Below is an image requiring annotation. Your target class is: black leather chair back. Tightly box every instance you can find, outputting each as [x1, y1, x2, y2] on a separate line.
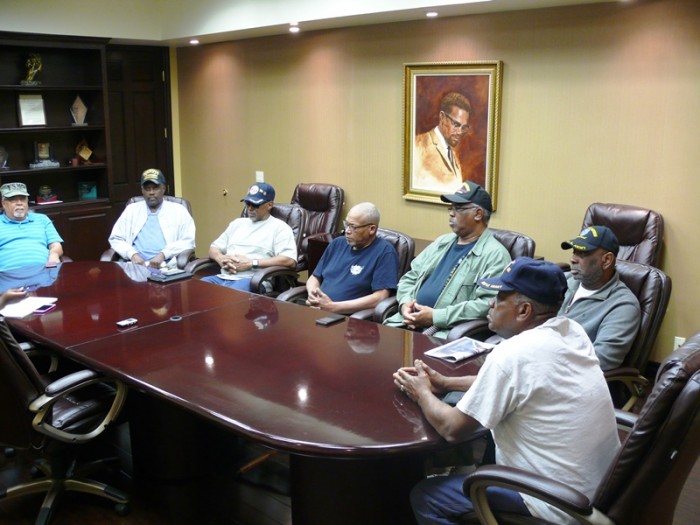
[376, 227, 415, 277]
[595, 332, 700, 525]
[582, 202, 664, 267]
[0, 317, 47, 448]
[615, 260, 672, 374]
[270, 203, 309, 271]
[126, 195, 193, 215]
[489, 228, 536, 259]
[291, 183, 345, 237]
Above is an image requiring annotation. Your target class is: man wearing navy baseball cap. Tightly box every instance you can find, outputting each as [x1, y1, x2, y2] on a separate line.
[384, 181, 511, 338]
[202, 182, 296, 291]
[559, 225, 640, 370]
[394, 257, 620, 524]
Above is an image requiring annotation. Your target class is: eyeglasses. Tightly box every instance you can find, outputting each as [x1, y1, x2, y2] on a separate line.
[441, 112, 470, 133]
[343, 221, 373, 232]
[447, 205, 478, 214]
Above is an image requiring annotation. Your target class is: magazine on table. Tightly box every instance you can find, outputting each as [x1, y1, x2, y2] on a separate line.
[424, 336, 495, 363]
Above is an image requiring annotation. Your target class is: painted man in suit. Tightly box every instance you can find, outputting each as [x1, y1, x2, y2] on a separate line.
[413, 92, 471, 193]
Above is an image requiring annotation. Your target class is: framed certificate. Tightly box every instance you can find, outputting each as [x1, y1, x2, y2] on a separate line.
[18, 93, 47, 126]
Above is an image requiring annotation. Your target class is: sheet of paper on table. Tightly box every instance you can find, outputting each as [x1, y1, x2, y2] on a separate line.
[424, 336, 495, 363]
[0, 297, 58, 318]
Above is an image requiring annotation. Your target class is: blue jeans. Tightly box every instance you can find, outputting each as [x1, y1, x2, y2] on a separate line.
[201, 275, 252, 291]
[411, 473, 530, 525]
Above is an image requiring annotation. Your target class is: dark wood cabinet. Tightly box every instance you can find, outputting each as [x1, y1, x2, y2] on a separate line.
[0, 32, 113, 260]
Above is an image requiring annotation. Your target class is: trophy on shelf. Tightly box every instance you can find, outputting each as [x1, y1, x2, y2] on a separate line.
[70, 96, 88, 127]
[74, 138, 93, 166]
[21, 53, 42, 86]
[0, 146, 8, 169]
[29, 141, 60, 169]
[37, 185, 60, 204]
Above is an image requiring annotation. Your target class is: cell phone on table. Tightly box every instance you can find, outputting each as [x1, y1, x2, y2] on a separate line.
[315, 313, 346, 326]
[33, 303, 56, 315]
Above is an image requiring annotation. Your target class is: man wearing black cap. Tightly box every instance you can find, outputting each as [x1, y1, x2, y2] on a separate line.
[394, 258, 619, 525]
[202, 182, 296, 291]
[108, 168, 196, 268]
[559, 225, 640, 370]
[383, 182, 510, 338]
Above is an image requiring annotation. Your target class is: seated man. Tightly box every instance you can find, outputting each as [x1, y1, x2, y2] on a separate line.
[202, 182, 296, 291]
[305, 202, 399, 314]
[108, 168, 195, 268]
[393, 258, 620, 524]
[559, 225, 641, 370]
[0, 182, 63, 272]
[383, 182, 510, 338]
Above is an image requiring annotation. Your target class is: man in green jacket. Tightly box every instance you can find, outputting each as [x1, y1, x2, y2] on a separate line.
[384, 182, 511, 338]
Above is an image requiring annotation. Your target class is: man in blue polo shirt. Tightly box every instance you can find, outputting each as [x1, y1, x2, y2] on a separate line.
[0, 182, 63, 273]
[305, 202, 399, 314]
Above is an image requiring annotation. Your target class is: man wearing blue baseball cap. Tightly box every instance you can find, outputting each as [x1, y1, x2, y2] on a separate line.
[394, 257, 619, 524]
[202, 182, 296, 291]
[108, 168, 196, 268]
[383, 181, 510, 338]
[559, 225, 640, 370]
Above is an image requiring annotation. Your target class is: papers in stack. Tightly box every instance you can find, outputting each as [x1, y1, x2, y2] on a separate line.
[424, 336, 495, 363]
[0, 297, 58, 319]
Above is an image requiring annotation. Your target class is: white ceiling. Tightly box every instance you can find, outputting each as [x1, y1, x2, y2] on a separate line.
[151, 0, 620, 46]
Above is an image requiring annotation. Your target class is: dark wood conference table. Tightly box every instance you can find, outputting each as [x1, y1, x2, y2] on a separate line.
[8, 262, 484, 525]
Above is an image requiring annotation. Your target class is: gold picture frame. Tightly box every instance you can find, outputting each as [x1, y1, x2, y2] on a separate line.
[403, 61, 503, 208]
[17, 93, 47, 126]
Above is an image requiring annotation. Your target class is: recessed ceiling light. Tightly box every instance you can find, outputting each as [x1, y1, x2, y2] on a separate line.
[189, 39, 200, 45]
[289, 26, 300, 34]
[426, 11, 438, 18]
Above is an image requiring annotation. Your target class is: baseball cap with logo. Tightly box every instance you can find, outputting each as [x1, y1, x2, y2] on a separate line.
[1, 182, 30, 199]
[479, 257, 567, 305]
[141, 168, 167, 186]
[241, 183, 275, 206]
[561, 225, 620, 255]
[440, 181, 493, 212]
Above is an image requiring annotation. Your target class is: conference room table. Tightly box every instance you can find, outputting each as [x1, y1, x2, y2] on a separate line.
[7, 261, 485, 525]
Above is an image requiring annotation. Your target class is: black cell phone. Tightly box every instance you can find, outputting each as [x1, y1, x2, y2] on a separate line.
[315, 314, 346, 326]
[33, 303, 56, 315]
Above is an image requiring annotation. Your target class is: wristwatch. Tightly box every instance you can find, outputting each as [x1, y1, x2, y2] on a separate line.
[252, 259, 259, 270]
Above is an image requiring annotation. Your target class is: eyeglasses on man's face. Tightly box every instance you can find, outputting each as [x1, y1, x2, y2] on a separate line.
[343, 221, 373, 232]
[447, 205, 478, 214]
[441, 111, 470, 133]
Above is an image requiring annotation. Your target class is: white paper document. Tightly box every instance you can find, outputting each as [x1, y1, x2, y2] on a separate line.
[424, 336, 495, 363]
[0, 297, 58, 318]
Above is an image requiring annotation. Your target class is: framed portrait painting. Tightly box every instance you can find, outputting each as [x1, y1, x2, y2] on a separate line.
[403, 61, 503, 207]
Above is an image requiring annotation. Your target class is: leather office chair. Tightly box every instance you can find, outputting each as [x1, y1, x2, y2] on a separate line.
[100, 195, 196, 269]
[290, 183, 345, 271]
[186, 203, 308, 296]
[0, 317, 129, 524]
[461, 330, 700, 525]
[276, 227, 415, 310]
[560, 202, 664, 271]
[604, 260, 672, 410]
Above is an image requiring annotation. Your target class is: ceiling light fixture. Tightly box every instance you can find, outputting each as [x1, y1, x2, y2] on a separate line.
[289, 22, 300, 34]
[189, 39, 200, 45]
[426, 11, 438, 18]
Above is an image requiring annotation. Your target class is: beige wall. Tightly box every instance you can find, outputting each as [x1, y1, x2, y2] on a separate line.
[176, 0, 700, 363]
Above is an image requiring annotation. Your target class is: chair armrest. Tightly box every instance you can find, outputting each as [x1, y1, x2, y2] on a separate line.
[176, 248, 196, 269]
[100, 248, 119, 262]
[20, 341, 59, 374]
[250, 266, 299, 296]
[557, 261, 571, 272]
[372, 296, 399, 323]
[463, 465, 613, 525]
[184, 257, 219, 275]
[350, 308, 375, 320]
[276, 286, 308, 304]
[29, 370, 128, 444]
[604, 367, 649, 412]
[445, 319, 492, 342]
[614, 409, 638, 431]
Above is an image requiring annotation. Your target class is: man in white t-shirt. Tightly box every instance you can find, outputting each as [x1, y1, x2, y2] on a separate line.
[202, 183, 296, 292]
[393, 257, 620, 525]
